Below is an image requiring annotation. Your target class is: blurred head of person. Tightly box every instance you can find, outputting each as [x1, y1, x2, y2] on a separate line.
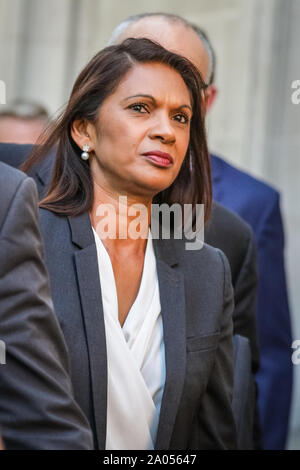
[109, 13, 218, 112]
[0, 100, 49, 144]
[23, 38, 212, 222]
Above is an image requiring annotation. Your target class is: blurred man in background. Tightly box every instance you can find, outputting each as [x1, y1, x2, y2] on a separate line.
[0, 99, 48, 144]
[110, 12, 293, 450]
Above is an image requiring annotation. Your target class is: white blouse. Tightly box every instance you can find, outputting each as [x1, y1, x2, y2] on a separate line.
[92, 228, 166, 450]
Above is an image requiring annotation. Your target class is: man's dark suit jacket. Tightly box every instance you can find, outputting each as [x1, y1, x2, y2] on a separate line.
[0, 162, 93, 449]
[211, 154, 292, 449]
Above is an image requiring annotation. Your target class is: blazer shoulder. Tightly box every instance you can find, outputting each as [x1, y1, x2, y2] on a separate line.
[0, 161, 27, 191]
[175, 239, 233, 339]
[175, 236, 231, 283]
[39, 207, 71, 224]
[39, 207, 69, 230]
[39, 208, 72, 250]
[0, 163, 32, 229]
[39, 207, 62, 222]
[205, 202, 256, 285]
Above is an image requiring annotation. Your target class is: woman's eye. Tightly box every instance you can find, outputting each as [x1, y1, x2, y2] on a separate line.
[173, 113, 189, 124]
[129, 103, 148, 113]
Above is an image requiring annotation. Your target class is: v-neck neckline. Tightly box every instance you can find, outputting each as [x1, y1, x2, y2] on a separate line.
[92, 228, 153, 333]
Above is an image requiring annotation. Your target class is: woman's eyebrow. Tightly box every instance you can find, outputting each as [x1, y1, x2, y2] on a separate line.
[122, 94, 192, 112]
[175, 104, 192, 113]
[122, 94, 156, 103]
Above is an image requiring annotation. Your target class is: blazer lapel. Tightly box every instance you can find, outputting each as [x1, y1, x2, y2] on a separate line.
[68, 213, 108, 449]
[153, 238, 187, 450]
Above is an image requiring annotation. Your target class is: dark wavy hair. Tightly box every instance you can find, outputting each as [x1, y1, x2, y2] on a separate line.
[22, 38, 212, 221]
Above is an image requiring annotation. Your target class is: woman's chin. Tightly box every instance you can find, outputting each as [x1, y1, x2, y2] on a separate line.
[132, 169, 177, 194]
[135, 178, 175, 198]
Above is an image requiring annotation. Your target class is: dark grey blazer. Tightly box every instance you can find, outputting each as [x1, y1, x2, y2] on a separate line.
[0, 163, 93, 449]
[38, 207, 237, 450]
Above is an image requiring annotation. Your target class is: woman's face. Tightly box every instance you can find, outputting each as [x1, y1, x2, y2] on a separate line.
[87, 62, 192, 198]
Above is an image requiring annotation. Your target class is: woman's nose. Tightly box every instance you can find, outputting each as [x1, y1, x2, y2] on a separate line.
[148, 113, 176, 144]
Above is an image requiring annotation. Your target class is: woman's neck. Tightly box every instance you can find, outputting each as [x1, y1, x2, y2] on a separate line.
[90, 179, 152, 255]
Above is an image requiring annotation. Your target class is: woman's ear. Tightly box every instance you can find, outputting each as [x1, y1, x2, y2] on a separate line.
[71, 119, 94, 151]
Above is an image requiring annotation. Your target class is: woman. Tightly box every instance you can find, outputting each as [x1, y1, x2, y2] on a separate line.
[23, 38, 236, 450]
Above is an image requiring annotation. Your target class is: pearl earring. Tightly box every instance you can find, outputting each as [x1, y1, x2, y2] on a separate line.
[81, 144, 90, 161]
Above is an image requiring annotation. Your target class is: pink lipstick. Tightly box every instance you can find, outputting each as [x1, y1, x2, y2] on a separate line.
[142, 150, 174, 168]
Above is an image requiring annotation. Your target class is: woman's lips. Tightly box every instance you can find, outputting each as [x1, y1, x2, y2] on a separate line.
[142, 151, 174, 168]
